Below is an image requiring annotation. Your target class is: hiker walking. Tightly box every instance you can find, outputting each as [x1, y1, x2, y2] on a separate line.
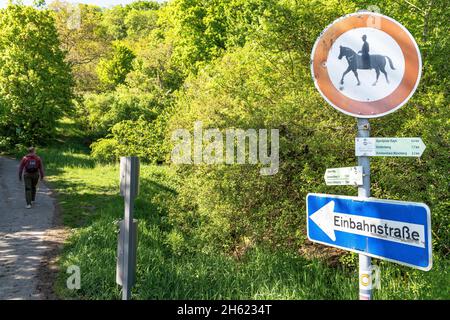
[18, 147, 45, 209]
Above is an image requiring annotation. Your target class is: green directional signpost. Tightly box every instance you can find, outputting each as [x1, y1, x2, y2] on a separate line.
[311, 11, 428, 300]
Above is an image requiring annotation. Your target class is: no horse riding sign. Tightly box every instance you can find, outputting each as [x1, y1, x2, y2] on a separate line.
[311, 12, 422, 118]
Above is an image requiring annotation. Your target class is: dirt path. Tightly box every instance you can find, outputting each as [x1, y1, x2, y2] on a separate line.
[0, 156, 65, 300]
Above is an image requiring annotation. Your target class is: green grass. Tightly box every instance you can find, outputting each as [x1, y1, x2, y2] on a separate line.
[22, 119, 449, 300]
[35, 148, 448, 300]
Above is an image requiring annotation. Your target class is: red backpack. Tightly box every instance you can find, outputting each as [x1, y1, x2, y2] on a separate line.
[25, 157, 38, 173]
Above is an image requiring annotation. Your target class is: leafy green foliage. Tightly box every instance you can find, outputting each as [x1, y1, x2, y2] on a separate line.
[0, 4, 73, 148]
[80, 86, 167, 137]
[101, 1, 161, 40]
[97, 42, 136, 89]
[50, 2, 111, 93]
[100, 5, 129, 40]
[91, 113, 170, 164]
[159, 0, 277, 76]
[124, 7, 159, 39]
[159, 0, 227, 75]
[125, 34, 185, 92]
[165, 0, 449, 257]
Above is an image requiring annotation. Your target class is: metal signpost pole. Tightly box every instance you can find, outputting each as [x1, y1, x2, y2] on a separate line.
[357, 118, 372, 300]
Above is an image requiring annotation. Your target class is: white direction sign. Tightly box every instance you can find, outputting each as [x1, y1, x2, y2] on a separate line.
[355, 138, 426, 157]
[324, 166, 363, 186]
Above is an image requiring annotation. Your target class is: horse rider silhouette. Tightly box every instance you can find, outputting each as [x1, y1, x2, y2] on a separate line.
[338, 35, 396, 86]
[359, 35, 370, 69]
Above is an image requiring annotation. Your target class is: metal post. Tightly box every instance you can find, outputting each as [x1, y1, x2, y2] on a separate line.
[122, 158, 133, 300]
[120, 157, 139, 300]
[357, 118, 372, 300]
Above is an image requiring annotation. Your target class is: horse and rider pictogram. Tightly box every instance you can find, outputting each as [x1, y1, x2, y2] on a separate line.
[310, 12, 421, 118]
[338, 35, 396, 86]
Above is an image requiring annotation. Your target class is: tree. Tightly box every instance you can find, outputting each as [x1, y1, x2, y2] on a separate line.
[158, 0, 275, 76]
[159, 0, 228, 75]
[101, 1, 161, 40]
[97, 42, 136, 90]
[124, 8, 159, 39]
[125, 33, 184, 92]
[0, 4, 73, 147]
[49, 1, 111, 93]
[101, 5, 129, 40]
[33, 0, 46, 8]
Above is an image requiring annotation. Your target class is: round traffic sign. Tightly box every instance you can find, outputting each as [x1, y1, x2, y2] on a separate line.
[311, 12, 422, 118]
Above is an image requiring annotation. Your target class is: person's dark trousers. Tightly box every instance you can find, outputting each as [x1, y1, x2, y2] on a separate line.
[24, 172, 40, 205]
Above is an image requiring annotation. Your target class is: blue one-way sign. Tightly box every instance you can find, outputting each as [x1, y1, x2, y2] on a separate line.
[307, 193, 432, 271]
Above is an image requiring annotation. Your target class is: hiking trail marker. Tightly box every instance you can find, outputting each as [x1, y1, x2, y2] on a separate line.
[355, 137, 426, 157]
[307, 194, 432, 270]
[310, 10, 429, 300]
[324, 166, 363, 186]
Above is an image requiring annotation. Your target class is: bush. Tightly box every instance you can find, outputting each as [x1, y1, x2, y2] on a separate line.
[163, 1, 449, 256]
[90, 138, 120, 163]
[90, 112, 170, 164]
[81, 73, 174, 164]
[80, 86, 169, 138]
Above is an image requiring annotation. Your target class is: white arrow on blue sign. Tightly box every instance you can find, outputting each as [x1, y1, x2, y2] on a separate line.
[306, 193, 432, 271]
